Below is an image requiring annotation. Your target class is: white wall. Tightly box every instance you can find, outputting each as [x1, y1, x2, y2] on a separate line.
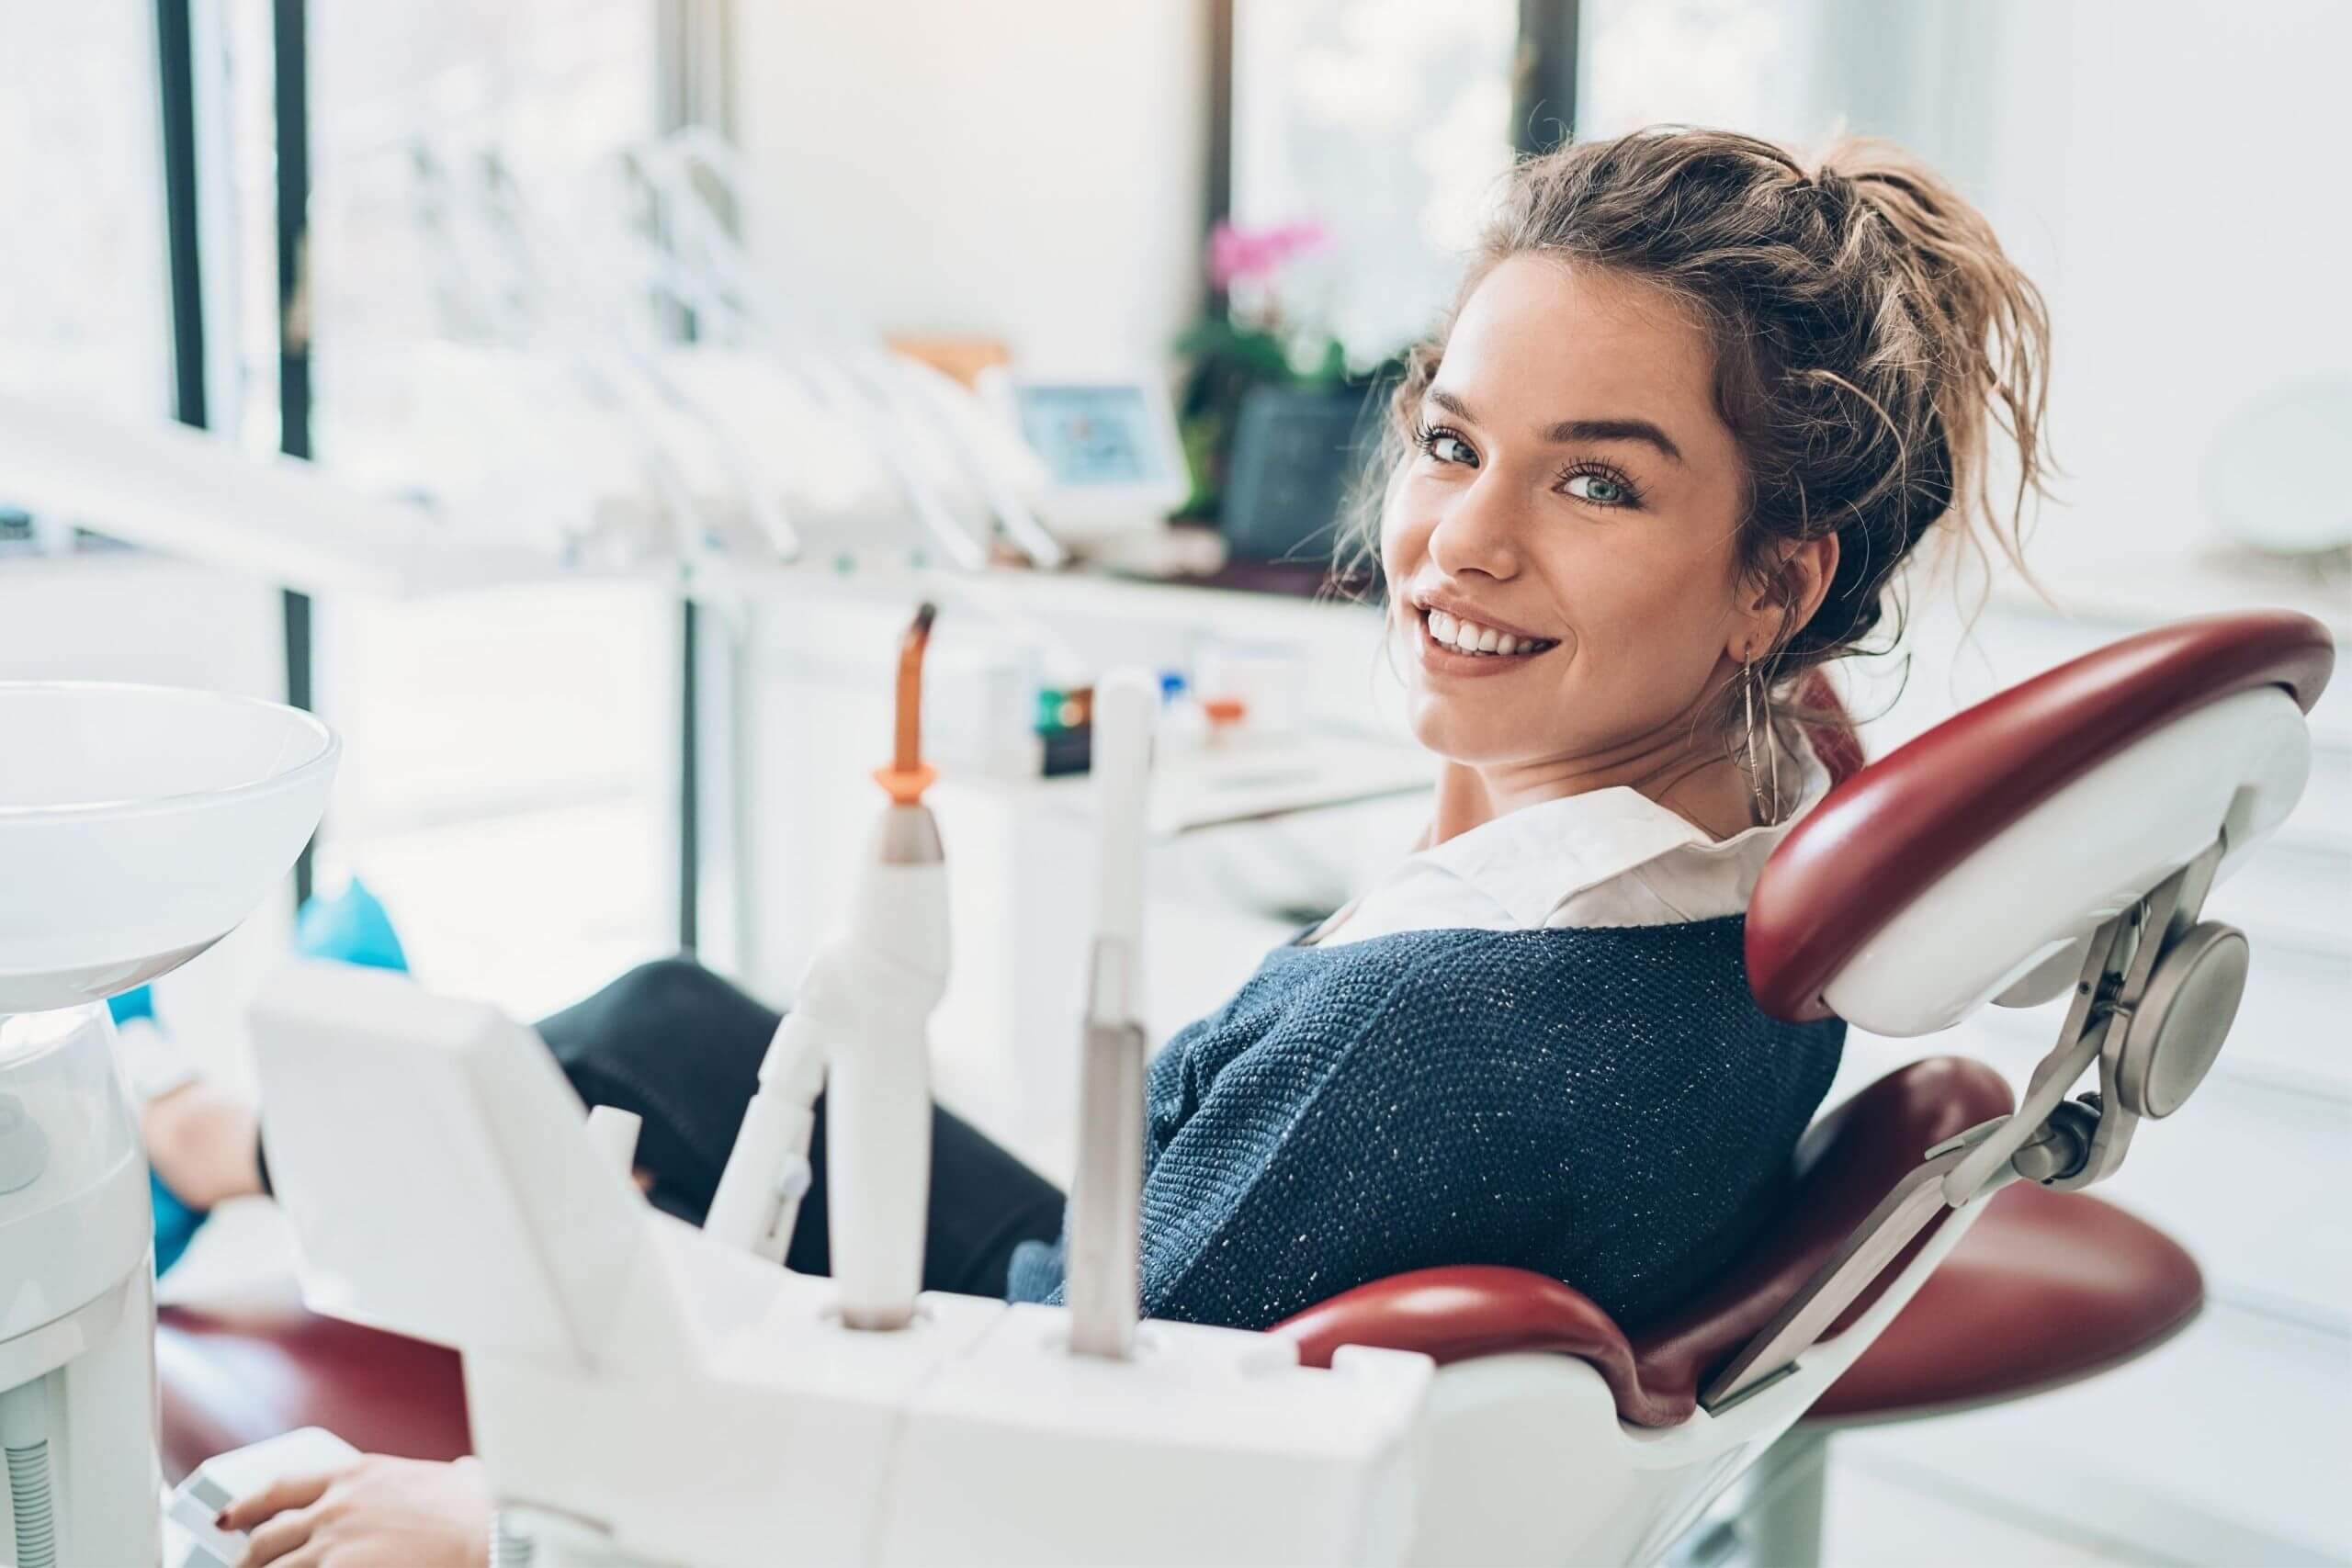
[731, 0, 1209, 372]
[1582, 0, 2352, 581]
[1959, 0, 2352, 575]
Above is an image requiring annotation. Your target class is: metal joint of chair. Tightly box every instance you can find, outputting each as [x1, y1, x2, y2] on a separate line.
[1703, 832, 2250, 1416]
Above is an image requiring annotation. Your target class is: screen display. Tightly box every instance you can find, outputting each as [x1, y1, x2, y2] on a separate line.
[1014, 385, 1166, 487]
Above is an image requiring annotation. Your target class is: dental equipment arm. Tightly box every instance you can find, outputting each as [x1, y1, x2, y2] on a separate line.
[0, 389, 552, 599]
[705, 605, 946, 1330]
[1065, 671, 1155, 1359]
[639, 130, 1063, 570]
[469, 151, 793, 570]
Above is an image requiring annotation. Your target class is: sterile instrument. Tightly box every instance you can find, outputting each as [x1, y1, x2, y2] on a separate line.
[0, 682, 335, 1568]
[165, 609, 2332, 1568]
[0, 121, 1076, 603]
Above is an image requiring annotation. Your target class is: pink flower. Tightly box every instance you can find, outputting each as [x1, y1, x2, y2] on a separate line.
[1208, 220, 1329, 290]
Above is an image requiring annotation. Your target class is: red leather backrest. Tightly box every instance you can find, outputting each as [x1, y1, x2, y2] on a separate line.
[1749, 611, 2334, 1023]
[1624, 1055, 2013, 1402]
[1792, 669, 1866, 786]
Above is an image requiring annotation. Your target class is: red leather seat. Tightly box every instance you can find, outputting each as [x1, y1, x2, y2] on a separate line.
[156, 1303, 470, 1483]
[1807, 1181, 2199, 1425]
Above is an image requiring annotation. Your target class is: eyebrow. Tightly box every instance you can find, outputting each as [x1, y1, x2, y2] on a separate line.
[1427, 386, 1685, 465]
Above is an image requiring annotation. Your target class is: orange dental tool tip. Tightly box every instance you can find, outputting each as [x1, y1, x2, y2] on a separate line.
[877, 602, 938, 805]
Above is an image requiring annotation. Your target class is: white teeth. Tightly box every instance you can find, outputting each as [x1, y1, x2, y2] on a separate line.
[1422, 605, 1551, 656]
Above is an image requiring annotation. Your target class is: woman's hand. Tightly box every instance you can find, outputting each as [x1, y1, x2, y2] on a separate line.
[223, 1454, 492, 1568]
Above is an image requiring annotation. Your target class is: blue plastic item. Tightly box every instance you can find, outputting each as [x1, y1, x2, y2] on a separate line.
[107, 984, 155, 1028]
[295, 878, 411, 972]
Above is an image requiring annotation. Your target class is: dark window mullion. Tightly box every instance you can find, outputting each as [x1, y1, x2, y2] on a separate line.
[154, 0, 207, 432]
[274, 0, 316, 905]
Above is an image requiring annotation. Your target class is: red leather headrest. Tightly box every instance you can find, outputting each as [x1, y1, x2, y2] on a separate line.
[1747, 611, 2335, 1023]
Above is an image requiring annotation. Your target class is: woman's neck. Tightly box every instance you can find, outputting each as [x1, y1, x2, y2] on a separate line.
[1428, 727, 1759, 848]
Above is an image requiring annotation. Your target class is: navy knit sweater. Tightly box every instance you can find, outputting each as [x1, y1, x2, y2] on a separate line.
[1007, 918, 1844, 1331]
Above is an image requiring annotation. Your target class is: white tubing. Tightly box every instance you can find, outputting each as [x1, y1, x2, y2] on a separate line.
[1, 1377, 56, 1568]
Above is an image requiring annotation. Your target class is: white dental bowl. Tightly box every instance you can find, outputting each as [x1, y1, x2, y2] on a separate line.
[0, 682, 337, 1014]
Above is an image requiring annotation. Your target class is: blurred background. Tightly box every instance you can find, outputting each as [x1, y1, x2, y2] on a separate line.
[2, 3, 2345, 1562]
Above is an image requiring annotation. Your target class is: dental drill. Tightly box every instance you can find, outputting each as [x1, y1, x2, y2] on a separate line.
[1065, 671, 1155, 1359]
[705, 604, 946, 1329]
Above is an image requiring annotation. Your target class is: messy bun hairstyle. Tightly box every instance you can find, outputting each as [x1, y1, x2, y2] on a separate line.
[1364, 126, 2052, 705]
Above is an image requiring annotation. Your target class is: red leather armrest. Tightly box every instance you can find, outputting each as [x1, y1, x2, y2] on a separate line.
[1275, 1265, 1693, 1428]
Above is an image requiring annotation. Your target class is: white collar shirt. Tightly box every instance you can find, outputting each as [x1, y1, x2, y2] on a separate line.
[1308, 731, 1832, 945]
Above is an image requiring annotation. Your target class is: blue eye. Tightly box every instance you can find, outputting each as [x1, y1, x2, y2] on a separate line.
[1564, 470, 1637, 507]
[1415, 423, 1479, 468]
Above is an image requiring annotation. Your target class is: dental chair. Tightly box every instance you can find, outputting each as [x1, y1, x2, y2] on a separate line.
[152, 609, 2331, 1566]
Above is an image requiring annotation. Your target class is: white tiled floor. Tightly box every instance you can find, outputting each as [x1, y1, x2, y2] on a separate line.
[1824, 1457, 2160, 1567]
[1828, 1303, 2352, 1567]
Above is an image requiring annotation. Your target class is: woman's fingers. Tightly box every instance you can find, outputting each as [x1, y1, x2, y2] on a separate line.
[219, 1469, 337, 1532]
[236, 1502, 320, 1566]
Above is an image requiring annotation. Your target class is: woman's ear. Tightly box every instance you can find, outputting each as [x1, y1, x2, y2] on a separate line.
[1730, 532, 1841, 660]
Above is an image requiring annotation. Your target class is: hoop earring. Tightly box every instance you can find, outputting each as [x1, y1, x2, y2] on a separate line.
[1743, 656, 1783, 825]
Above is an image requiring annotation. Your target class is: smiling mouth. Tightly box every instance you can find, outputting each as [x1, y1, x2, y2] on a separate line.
[1417, 605, 1561, 660]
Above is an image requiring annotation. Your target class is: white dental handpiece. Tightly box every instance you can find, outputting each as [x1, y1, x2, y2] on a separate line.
[1067, 669, 1156, 1359]
[706, 604, 946, 1322]
[827, 604, 949, 1329]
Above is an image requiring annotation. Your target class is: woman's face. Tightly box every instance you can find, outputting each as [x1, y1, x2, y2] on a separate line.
[1381, 255, 1760, 770]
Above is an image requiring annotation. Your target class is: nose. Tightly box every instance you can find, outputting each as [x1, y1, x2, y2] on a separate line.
[1426, 469, 1522, 581]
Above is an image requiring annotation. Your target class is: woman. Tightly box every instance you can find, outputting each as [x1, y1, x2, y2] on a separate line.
[210, 125, 2048, 1564]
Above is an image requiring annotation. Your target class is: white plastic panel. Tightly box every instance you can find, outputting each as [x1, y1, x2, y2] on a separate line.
[250, 963, 683, 1365]
[886, 1306, 1430, 1567]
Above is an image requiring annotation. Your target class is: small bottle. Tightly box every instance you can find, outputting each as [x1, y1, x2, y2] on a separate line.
[1201, 696, 1248, 749]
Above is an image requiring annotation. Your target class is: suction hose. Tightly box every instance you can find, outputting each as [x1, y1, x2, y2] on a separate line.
[0, 1378, 55, 1568]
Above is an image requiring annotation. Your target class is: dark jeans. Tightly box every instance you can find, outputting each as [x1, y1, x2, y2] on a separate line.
[526, 959, 1068, 1298]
